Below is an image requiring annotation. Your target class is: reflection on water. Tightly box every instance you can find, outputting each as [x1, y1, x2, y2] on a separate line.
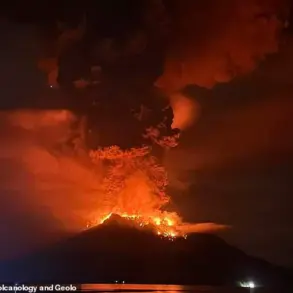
[83, 284, 185, 292]
[81, 284, 245, 292]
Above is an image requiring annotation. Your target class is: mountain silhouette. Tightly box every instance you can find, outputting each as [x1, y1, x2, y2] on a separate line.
[1, 214, 292, 288]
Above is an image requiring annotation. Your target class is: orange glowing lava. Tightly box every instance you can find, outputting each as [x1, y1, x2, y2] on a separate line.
[86, 145, 188, 239]
[86, 146, 228, 239]
[88, 211, 184, 239]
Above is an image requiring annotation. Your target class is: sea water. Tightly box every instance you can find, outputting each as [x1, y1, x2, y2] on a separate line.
[80, 284, 268, 292]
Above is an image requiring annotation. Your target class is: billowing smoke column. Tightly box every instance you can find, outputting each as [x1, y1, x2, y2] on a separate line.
[158, 0, 289, 90]
[156, 0, 289, 129]
[38, 0, 289, 131]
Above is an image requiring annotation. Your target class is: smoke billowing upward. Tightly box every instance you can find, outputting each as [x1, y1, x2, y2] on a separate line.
[155, 0, 289, 130]
[157, 0, 289, 92]
[36, 0, 290, 130]
[0, 15, 227, 259]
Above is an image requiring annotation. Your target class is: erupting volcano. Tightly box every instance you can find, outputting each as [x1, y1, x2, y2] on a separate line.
[85, 145, 193, 239]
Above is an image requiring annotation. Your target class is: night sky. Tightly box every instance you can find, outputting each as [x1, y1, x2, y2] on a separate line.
[0, 0, 293, 267]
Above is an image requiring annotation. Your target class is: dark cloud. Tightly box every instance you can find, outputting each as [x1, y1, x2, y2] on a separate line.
[157, 0, 290, 91]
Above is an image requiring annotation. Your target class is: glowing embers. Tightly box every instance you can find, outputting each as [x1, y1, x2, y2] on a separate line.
[90, 145, 169, 206]
[88, 145, 184, 240]
[86, 145, 227, 238]
[143, 127, 180, 149]
[90, 145, 151, 161]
